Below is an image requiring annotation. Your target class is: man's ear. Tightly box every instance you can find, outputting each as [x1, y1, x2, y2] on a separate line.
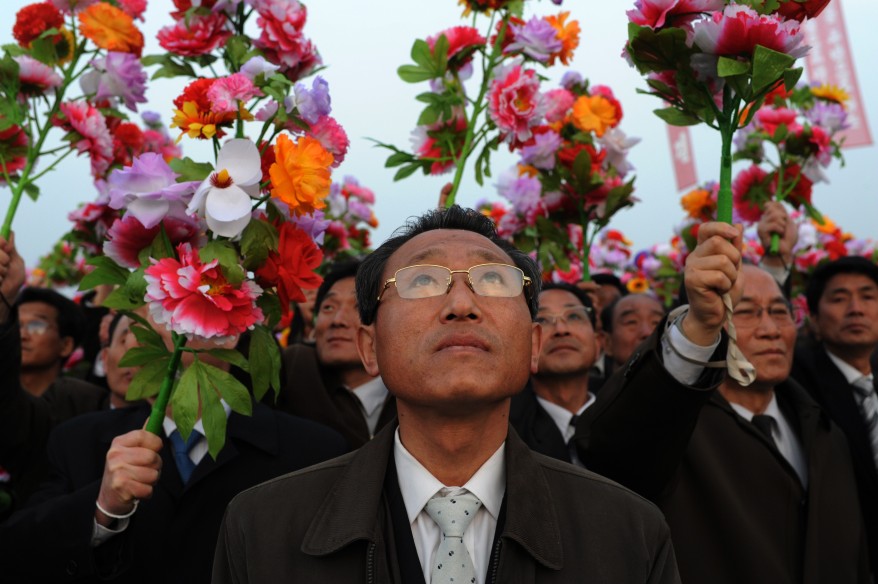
[530, 322, 543, 375]
[59, 336, 75, 360]
[356, 324, 380, 377]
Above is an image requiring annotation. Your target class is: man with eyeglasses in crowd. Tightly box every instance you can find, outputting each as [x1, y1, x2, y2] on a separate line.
[214, 206, 685, 583]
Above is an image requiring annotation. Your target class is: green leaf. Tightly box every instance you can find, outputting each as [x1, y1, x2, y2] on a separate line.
[169, 157, 214, 182]
[118, 346, 172, 367]
[205, 348, 250, 371]
[384, 151, 413, 168]
[256, 293, 281, 331]
[202, 362, 253, 416]
[626, 24, 694, 75]
[249, 325, 279, 401]
[397, 64, 435, 84]
[199, 368, 228, 459]
[240, 219, 278, 271]
[150, 59, 197, 80]
[717, 56, 750, 78]
[224, 35, 251, 68]
[127, 358, 170, 401]
[101, 269, 148, 310]
[571, 149, 593, 190]
[751, 45, 796, 95]
[410, 39, 434, 69]
[22, 182, 40, 201]
[783, 67, 803, 93]
[129, 321, 167, 350]
[200, 241, 245, 285]
[80, 256, 130, 290]
[171, 363, 200, 440]
[417, 106, 440, 126]
[432, 34, 449, 75]
[140, 54, 167, 67]
[29, 37, 56, 65]
[394, 163, 423, 181]
[653, 107, 701, 126]
[2, 44, 27, 57]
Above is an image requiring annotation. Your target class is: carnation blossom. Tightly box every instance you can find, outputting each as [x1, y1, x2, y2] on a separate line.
[269, 134, 333, 216]
[544, 12, 580, 66]
[79, 52, 147, 112]
[207, 73, 262, 114]
[627, 0, 724, 29]
[108, 152, 200, 228]
[14, 55, 62, 95]
[291, 76, 331, 124]
[255, 222, 323, 316]
[691, 5, 809, 60]
[171, 78, 240, 140]
[57, 101, 114, 178]
[157, 12, 232, 57]
[776, 0, 830, 22]
[543, 88, 575, 123]
[240, 55, 280, 81]
[427, 26, 486, 70]
[487, 61, 546, 144]
[78, 2, 144, 56]
[519, 129, 561, 170]
[732, 165, 770, 223]
[50, 0, 99, 14]
[189, 139, 263, 238]
[496, 168, 543, 221]
[145, 243, 264, 340]
[505, 17, 562, 62]
[306, 115, 349, 168]
[14, 2, 64, 47]
[104, 214, 199, 268]
[254, 0, 321, 82]
[410, 117, 468, 175]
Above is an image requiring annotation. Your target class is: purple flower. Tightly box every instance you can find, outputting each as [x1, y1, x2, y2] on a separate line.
[598, 128, 641, 178]
[505, 17, 562, 62]
[107, 153, 200, 229]
[256, 101, 279, 121]
[560, 71, 583, 90]
[141, 111, 162, 127]
[290, 208, 330, 245]
[292, 76, 331, 124]
[240, 55, 280, 81]
[805, 101, 849, 134]
[520, 130, 561, 170]
[496, 169, 543, 217]
[79, 52, 147, 113]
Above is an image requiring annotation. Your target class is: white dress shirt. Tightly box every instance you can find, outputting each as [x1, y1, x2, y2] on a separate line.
[394, 429, 505, 584]
[826, 349, 874, 389]
[535, 393, 596, 444]
[730, 395, 808, 487]
[351, 376, 389, 437]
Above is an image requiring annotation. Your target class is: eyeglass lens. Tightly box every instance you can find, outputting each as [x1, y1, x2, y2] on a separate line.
[394, 264, 524, 299]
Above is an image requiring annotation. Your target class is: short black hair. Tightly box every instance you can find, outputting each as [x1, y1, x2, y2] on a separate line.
[314, 258, 363, 314]
[591, 272, 628, 297]
[806, 256, 878, 315]
[15, 287, 86, 345]
[540, 282, 596, 327]
[356, 205, 541, 325]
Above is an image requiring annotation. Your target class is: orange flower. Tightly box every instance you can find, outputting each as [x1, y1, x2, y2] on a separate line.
[78, 3, 144, 56]
[813, 215, 837, 234]
[680, 188, 716, 221]
[626, 277, 649, 294]
[269, 134, 333, 217]
[546, 12, 580, 66]
[571, 95, 618, 137]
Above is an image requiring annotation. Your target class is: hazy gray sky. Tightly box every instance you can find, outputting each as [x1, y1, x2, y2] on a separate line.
[3, 0, 876, 268]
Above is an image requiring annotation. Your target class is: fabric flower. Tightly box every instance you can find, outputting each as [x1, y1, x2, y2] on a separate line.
[254, 0, 321, 82]
[13, 2, 64, 47]
[0, 125, 28, 181]
[427, 26, 486, 71]
[410, 117, 468, 175]
[496, 169, 543, 220]
[269, 134, 332, 217]
[680, 184, 717, 221]
[505, 17, 562, 63]
[487, 61, 546, 144]
[599, 128, 641, 177]
[291, 76, 331, 124]
[207, 73, 262, 114]
[189, 139, 262, 238]
[107, 152, 199, 228]
[104, 214, 199, 269]
[804, 101, 848, 135]
[78, 2, 144, 56]
[756, 106, 798, 137]
[79, 52, 147, 112]
[306, 115, 349, 168]
[57, 101, 114, 178]
[145, 243, 264, 340]
[776, 0, 830, 22]
[171, 79, 238, 141]
[289, 207, 330, 245]
[571, 94, 620, 138]
[543, 88, 575, 123]
[732, 165, 771, 223]
[240, 55, 281, 81]
[14, 55, 62, 96]
[691, 5, 808, 60]
[627, 0, 724, 29]
[50, 0, 98, 14]
[255, 221, 323, 316]
[157, 12, 232, 57]
[117, 0, 147, 21]
[519, 129, 561, 170]
[545, 12, 580, 66]
[773, 165, 813, 208]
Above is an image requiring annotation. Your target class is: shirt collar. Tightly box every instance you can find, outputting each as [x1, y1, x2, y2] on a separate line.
[535, 393, 595, 437]
[393, 428, 506, 525]
[162, 400, 232, 438]
[351, 376, 389, 416]
[729, 392, 782, 421]
[825, 348, 873, 386]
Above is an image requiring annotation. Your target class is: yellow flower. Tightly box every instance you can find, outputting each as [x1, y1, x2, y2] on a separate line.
[269, 134, 334, 217]
[170, 102, 246, 142]
[546, 12, 580, 66]
[571, 95, 618, 138]
[811, 84, 850, 107]
[627, 277, 649, 294]
[78, 3, 144, 55]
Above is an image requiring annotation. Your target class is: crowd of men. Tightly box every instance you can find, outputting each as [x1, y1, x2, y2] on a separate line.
[0, 202, 876, 583]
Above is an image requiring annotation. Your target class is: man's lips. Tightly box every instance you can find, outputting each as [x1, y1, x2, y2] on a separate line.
[545, 342, 581, 354]
[435, 333, 490, 352]
[754, 347, 787, 356]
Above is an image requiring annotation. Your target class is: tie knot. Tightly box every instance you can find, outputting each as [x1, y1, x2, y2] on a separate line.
[170, 429, 200, 454]
[751, 414, 775, 440]
[424, 492, 481, 538]
[854, 375, 876, 396]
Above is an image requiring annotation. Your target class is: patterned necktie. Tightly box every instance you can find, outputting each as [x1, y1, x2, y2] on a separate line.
[852, 376, 878, 471]
[424, 492, 482, 584]
[169, 429, 200, 483]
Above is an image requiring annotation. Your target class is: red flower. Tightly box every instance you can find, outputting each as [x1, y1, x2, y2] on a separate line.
[557, 143, 605, 173]
[412, 117, 468, 175]
[157, 12, 232, 57]
[111, 122, 145, 167]
[776, 0, 831, 22]
[772, 164, 813, 208]
[255, 222, 323, 318]
[756, 106, 798, 137]
[104, 214, 199, 269]
[173, 78, 216, 112]
[170, 0, 218, 19]
[427, 26, 486, 71]
[732, 165, 771, 222]
[0, 125, 28, 181]
[13, 2, 63, 47]
[254, 0, 321, 82]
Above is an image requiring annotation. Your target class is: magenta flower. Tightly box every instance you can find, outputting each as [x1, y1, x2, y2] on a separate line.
[691, 5, 809, 60]
[487, 61, 546, 144]
[107, 153, 200, 229]
[505, 16, 562, 63]
[543, 88, 575, 123]
[58, 102, 114, 179]
[14, 55, 62, 96]
[520, 130, 561, 170]
[627, 0, 724, 29]
[292, 76, 331, 124]
[79, 52, 147, 112]
[104, 214, 199, 269]
[157, 12, 232, 57]
[207, 73, 263, 114]
[307, 115, 349, 168]
[49, 0, 98, 13]
[144, 243, 264, 341]
[254, 0, 321, 82]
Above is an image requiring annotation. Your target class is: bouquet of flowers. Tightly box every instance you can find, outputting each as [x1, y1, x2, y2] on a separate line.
[626, 234, 688, 307]
[317, 175, 379, 266]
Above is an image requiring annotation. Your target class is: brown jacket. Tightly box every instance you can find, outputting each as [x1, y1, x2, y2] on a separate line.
[213, 423, 680, 583]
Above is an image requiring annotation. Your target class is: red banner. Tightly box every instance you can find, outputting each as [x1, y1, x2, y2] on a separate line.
[805, 0, 872, 148]
[667, 125, 698, 191]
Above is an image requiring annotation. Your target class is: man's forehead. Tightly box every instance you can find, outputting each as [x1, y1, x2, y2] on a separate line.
[19, 301, 59, 321]
[538, 290, 584, 310]
[824, 273, 878, 294]
[387, 230, 512, 271]
[615, 295, 663, 317]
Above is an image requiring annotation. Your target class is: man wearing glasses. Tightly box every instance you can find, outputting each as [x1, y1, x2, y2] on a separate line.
[215, 206, 688, 583]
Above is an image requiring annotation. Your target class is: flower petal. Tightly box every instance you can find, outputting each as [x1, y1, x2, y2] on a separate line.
[217, 138, 262, 187]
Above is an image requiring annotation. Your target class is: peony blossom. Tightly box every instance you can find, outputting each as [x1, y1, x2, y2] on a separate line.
[79, 52, 147, 112]
[189, 139, 262, 238]
[306, 115, 349, 168]
[57, 101, 114, 178]
[691, 5, 809, 60]
[269, 134, 332, 216]
[145, 243, 264, 340]
[627, 0, 724, 29]
[108, 152, 200, 228]
[776, 0, 830, 22]
[78, 2, 144, 56]
[157, 12, 232, 57]
[487, 61, 546, 144]
[104, 214, 199, 268]
[255, 221, 323, 316]
[207, 73, 262, 114]
[505, 16, 562, 63]
[291, 76, 331, 124]
[14, 55, 62, 96]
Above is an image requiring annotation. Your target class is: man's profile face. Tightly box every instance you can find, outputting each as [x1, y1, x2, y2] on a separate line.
[19, 301, 73, 369]
[102, 316, 137, 401]
[535, 289, 597, 377]
[605, 295, 664, 366]
[358, 229, 539, 413]
[314, 277, 363, 370]
[814, 273, 878, 353]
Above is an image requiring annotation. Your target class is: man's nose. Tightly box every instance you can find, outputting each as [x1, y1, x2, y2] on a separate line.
[441, 274, 481, 321]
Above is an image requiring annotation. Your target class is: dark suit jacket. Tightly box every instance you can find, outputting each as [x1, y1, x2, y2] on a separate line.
[576, 324, 870, 584]
[278, 343, 397, 448]
[0, 402, 348, 583]
[214, 423, 680, 583]
[792, 341, 878, 570]
[510, 384, 572, 463]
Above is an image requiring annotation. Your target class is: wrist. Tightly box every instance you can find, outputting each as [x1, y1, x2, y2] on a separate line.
[95, 498, 138, 527]
[680, 313, 721, 347]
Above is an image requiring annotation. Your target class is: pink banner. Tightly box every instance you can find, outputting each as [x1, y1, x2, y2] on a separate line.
[804, 0, 872, 148]
[667, 125, 698, 191]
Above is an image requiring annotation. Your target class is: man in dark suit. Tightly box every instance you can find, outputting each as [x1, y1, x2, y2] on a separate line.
[792, 256, 878, 570]
[279, 258, 396, 447]
[599, 293, 666, 373]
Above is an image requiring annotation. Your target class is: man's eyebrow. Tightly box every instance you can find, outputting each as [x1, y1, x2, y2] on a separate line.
[406, 247, 506, 266]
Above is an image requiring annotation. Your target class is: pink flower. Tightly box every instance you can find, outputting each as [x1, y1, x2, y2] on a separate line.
[627, 0, 724, 29]
[50, 0, 98, 13]
[56, 102, 114, 178]
[732, 165, 770, 223]
[207, 73, 263, 113]
[692, 5, 809, 60]
[756, 106, 799, 136]
[254, 0, 321, 82]
[14, 55, 62, 96]
[487, 61, 546, 144]
[104, 214, 199, 268]
[157, 12, 232, 57]
[117, 0, 147, 20]
[145, 243, 264, 340]
[543, 88, 574, 123]
[427, 26, 486, 70]
[307, 115, 349, 168]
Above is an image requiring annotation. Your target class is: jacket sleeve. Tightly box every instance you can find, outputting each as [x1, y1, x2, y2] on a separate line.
[574, 317, 726, 501]
[646, 519, 682, 584]
[212, 504, 248, 584]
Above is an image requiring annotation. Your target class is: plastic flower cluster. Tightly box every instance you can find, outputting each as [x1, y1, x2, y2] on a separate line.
[78, 0, 347, 455]
[0, 0, 155, 237]
[623, 234, 689, 307]
[302, 175, 379, 266]
[731, 82, 846, 231]
[377, 2, 581, 206]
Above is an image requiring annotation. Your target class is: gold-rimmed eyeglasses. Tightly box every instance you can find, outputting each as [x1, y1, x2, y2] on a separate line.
[732, 302, 794, 328]
[377, 263, 532, 302]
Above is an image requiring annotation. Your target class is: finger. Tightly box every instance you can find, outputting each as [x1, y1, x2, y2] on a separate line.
[113, 429, 164, 453]
[107, 446, 163, 470]
[696, 222, 741, 245]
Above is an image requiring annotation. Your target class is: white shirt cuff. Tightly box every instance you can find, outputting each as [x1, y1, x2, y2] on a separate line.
[661, 322, 721, 385]
[91, 517, 130, 547]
